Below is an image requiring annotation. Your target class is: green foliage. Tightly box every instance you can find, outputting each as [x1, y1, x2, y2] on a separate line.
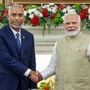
[0, 3, 8, 26]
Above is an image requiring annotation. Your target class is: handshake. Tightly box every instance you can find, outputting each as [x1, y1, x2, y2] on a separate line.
[29, 70, 43, 83]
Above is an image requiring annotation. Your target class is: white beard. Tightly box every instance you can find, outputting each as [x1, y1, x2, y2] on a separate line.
[9, 21, 22, 29]
[65, 27, 80, 36]
[11, 24, 21, 29]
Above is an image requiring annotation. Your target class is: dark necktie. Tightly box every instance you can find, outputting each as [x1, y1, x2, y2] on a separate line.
[16, 33, 21, 50]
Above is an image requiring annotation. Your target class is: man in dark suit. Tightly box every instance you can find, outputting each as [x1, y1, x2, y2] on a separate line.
[0, 4, 37, 90]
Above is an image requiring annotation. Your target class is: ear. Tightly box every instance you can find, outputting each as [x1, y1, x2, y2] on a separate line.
[63, 23, 66, 29]
[63, 23, 65, 27]
[23, 16, 26, 23]
[23, 16, 26, 21]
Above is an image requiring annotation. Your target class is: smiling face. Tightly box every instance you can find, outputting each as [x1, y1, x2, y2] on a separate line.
[7, 5, 25, 31]
[63, 14, 82, 36]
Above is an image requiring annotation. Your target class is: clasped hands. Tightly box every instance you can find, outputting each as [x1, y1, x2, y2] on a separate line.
[29, 70, 43, 83]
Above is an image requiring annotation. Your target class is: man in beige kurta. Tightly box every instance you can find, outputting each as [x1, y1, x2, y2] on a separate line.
[56, 31, 90, 90]
[30, 13, 90, 90]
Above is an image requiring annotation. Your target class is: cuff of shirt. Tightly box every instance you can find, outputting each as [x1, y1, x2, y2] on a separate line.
[24, 68, 31, 77]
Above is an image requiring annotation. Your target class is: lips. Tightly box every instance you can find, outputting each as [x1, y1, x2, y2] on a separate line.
[67, 28, 76, 32]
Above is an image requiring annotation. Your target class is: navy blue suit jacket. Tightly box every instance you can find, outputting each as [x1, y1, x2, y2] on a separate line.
[0, 25, 37, 90]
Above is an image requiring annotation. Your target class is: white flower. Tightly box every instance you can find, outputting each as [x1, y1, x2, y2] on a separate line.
[41, 3, 57, 13]
[38, 12, 43, 17]
[27, 9, 36, 18]
[82, 4, 88, 9]
[35, 10, 43, 17]
[88, 6, 90, 13]
[27, 8, 43, 19]
[62, 5, 76, 14]
[29, 14, 34, 19]
[67, 9, 76, 13]
[62, 5, 72, 13]
[24, 10, 27, 16]
[88, 6, 90, 20]
[27, 8, 36, 14]
[41, 5, 47, 8]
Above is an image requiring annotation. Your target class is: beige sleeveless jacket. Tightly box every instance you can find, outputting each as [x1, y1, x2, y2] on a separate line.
[55, 32, 90, 90]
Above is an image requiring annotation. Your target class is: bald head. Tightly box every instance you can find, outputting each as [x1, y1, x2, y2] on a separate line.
[8, 4, 24, 15]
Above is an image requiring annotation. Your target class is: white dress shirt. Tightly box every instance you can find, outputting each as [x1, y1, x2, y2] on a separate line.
[41, 42, 90, 80]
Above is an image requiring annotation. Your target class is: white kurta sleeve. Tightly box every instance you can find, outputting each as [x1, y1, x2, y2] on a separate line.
[41, 42, 57, 80]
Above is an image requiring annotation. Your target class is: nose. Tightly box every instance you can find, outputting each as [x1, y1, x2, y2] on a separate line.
[15, 15, 19, 19]
[15, 14, 20, 19]
[69, 22, 74, 26]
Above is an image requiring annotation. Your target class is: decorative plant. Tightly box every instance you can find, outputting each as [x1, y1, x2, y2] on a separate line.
[22, 3, 90, 36]
[0, 3, 90, 36]
[0, 3, 8, 26]
[22, 3, 63, 36]
[38, 78, 55, 90]
[40, 3, 62, 35]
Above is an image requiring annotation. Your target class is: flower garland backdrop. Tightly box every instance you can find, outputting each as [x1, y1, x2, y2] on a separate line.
[0, 3, 8, 26]
[0, 3, 90, 36]
[22, 3, 90, 36]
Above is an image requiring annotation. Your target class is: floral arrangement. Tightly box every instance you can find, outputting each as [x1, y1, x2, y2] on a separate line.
[0, 3, 8, 26]
[0, 3, 90, 36]
[66, 4, 90, 29]
[37, 76, 55, 90]
[22, 3, 90, 36]
[22, 3, 63, 36]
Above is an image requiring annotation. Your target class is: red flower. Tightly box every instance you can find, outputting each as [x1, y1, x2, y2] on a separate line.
[51, 13, 57, 20]
[30, 15, 40, 26]
[79, 12, 87, 19]
[21, 5, 27, 10]
[2, 9, 8, 15]
[0, 15, 2, 21]
[41, 8, 49, 17]
[79, 8, 88, 19]
[44, 85, 50, 90]
[81, 8, 88, 14]
[58, 4, 66, 10]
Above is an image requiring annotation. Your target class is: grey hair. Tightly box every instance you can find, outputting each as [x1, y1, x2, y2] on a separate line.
[62, 12, 81, 23]
[8, 4, 24, 15]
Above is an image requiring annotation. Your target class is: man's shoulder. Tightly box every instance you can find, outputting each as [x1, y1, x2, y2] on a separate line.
[0, 25, 8, 34]
[56, 35, 66, 43]
[0, 25, 8, 30]
[21, 28, 34, 37]
[58, 35, 66, 40]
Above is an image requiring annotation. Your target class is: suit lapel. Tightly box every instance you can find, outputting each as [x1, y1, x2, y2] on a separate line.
[20, 29, 26, 56]
[6, 25, 21, 53]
